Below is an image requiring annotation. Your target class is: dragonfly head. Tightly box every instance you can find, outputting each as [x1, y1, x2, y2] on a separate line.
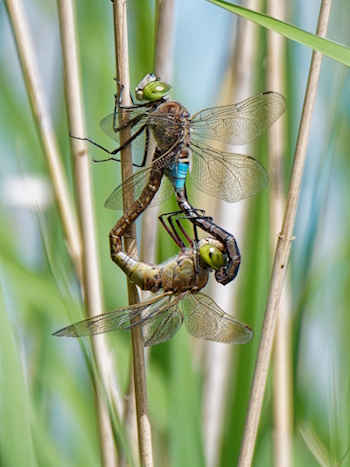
[198, 238, 227, 270]
[135, 73, 172, 102]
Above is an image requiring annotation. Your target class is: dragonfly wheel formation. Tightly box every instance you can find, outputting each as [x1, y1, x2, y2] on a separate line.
[56, 74, 286, 345]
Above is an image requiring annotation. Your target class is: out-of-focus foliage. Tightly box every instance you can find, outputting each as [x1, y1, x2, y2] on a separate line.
[1, 0, 349, 465]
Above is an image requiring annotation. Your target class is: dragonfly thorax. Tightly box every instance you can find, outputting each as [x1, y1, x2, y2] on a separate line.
[161, 253, 209, 292]
[150, 101, 190, 151]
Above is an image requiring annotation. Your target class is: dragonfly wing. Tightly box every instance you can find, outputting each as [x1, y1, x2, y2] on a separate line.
[190, 92, 286, 145]
[100, 110, 148, 149]
[182, 292, 253, 344]
[149, 175, 174, 208]
[103, 164, 159, 210]
[100, 110, 183, 148]
[53, 293, 170, 338]
[104, 165, 174, 211]
[139, 293, 185, 346]
[189, 140, 269, 202]
[54, 292, 185, 346]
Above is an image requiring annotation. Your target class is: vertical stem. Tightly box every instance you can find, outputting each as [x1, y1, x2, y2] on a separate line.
[113, 2, 154, 466]
[4, 0, 82, 281]
[154, 0, 174, 82]
[58, 1, 122, 466]
[266, 1, 293, 467]
[238, 1, 333, 465]
[140, 0, 175, 265]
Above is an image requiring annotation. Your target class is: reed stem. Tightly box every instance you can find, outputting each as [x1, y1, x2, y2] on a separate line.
[5, 0, 82, 281]
[266, 1, 293, 466]
[113, 1, 154, 465]
[238, 1, 333, 465]
[57, 0, 125, 465]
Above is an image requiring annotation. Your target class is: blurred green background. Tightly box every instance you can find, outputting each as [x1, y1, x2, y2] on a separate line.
[0, 0, 349, 466]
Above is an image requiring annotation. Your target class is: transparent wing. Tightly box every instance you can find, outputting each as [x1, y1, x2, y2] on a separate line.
[140, 293, 185, 346]
[182, 292, 253, 344]
[189, 140, 269, 203]
[190, 92, 286, 145]
[53, 292, 185, 346]
[100, 110, 148, 149]
[100, 109, 183, 149]
[149, 175, 174, 209]
[104, 164, 174, 211]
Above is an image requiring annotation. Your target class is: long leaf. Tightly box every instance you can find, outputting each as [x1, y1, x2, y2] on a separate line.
[208, 0, 350, 67]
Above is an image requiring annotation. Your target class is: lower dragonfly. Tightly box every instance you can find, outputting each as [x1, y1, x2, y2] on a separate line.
[76, 74, 286, 285]
[54, 213, 253, 346]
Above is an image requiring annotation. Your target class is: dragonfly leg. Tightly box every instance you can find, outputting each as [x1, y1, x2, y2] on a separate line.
[112, 81, 135, 106]
[176, 189, 241, 285]
[92, 123, 148, 160]
[69, 132, 145, 166]
[172, 212, 212, 246]
[158, 210, 203, 250]
[113, 84, 154, 110]
[69, 132, 121, 161]
[158, 213, 186, 250]
[139, 126, 150, 168]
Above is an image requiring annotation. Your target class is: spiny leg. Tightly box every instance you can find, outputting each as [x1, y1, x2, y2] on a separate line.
[176, 188, 241, 285]
[158, 211, 186, 250]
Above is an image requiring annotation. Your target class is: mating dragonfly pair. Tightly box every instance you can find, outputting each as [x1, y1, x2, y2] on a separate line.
[54, 73, 286, 345]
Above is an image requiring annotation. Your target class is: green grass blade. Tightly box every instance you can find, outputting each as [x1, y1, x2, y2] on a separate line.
[0, 286, 36, 467]
[169, 332, 205, 467]
[208, 0, 350, 67]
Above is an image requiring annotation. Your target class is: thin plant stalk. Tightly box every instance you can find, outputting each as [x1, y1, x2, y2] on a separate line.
[266, 1, 293, 466]
[57, 0, 125, 465]
[139, 0, 175, 266]
[202, 2, 260, 465]
[237, 1, 333, 465]
[113, 1, 154, 466]
[154, 0, 175, 82]
[4, 0, 82, 281]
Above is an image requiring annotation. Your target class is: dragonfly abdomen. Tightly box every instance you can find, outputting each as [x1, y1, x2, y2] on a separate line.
[166, 159, 189, 191]
[113, 250, 209, 294]
[109, 166, 165, 260]
[113, 252, 162, 292]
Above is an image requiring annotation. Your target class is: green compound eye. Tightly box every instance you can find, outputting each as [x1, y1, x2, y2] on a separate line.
[199, 244, 226, 270]
[142, 81, 172, 101]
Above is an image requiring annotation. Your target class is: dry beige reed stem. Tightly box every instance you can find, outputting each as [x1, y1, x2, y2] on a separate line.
[113, 1, 154, 466]
[5, 0, 82, 280]
[139, 0, 175, 272]
[266, 1, 293, 467]
[154, 0, 175, 82]
[238, 1, 333, 465]
[57, 1, 125, 466]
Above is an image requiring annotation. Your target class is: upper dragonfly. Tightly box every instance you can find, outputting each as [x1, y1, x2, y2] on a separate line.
[81, 73, 286, 210]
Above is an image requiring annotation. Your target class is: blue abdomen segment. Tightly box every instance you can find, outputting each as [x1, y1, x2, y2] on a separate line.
[168, 161, 189, 192]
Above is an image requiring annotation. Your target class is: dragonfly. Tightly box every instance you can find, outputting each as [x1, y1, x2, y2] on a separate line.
[54, 213, 253, 346]
[77, 73, 286, 284]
